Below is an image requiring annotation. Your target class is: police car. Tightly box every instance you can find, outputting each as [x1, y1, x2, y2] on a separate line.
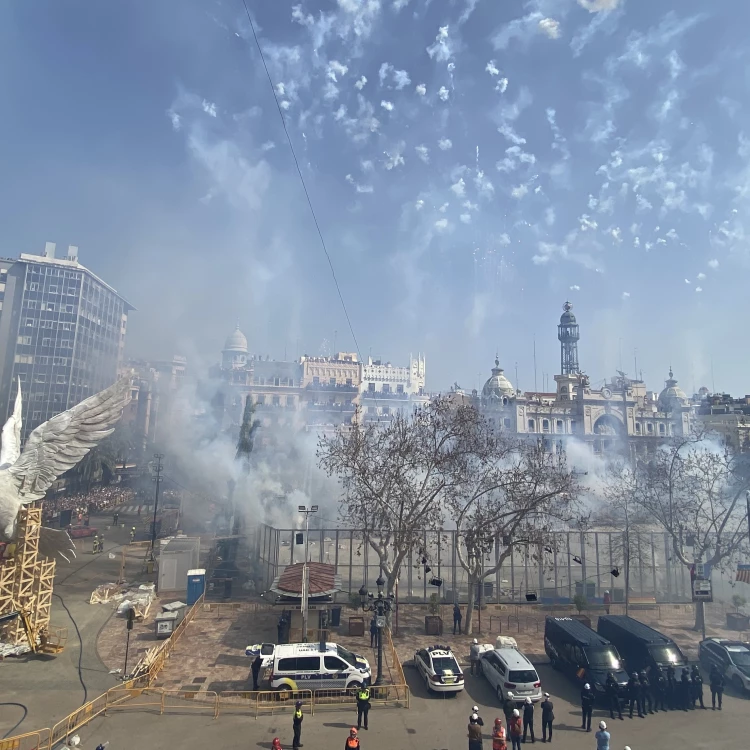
[269, 642, 371, 692]
[414, 645, 465, 694]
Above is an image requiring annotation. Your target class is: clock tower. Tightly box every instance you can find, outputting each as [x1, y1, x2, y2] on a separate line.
[557, 301, 580, 375]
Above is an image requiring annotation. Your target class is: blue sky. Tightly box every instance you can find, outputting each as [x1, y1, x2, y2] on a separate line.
[1, 0, 749, 395]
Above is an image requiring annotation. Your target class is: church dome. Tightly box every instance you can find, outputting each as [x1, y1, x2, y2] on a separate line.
[482, 358, 515, 400]
[658, 368, 688, 411]
[224, 324, 248, 353]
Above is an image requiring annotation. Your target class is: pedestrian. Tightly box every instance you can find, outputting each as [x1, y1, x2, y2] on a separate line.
[251, 654, 262, 691]
[470, 639, 481, 675]
[292, 700, 303, 748]
[581, 682, 595, 731]
[509, 709, 523, 750]
[638, 670, 652, 715]
[130, 526, 136, 543]
[652, 667, 666, 712]
[113, 511, 119, 527]
[709, 664, 724, 710]
[272, 739, 283, 750]
[691, 665, 705, 709]
[492, 717, 507, 750]
[345, 727, 360, 750]
[503, 693, 516, 735]
[679, 668, 691, 712]
[522, 697, 535, 743]
[594, 721, 610, 750]
[356, 684, 371, 730]
[604, 672, 622, 720]
[468, 715, 483, 750]
[99, 534, 104, 552]
[470, 706, 485, 727]
[603, 590, 611, 615]
[666, 664, 677, 710]
[540, 693, 554, 743]
[626, 673, 641, 718]
[454, 603, 463, 635]
[369, 617, 378, 648]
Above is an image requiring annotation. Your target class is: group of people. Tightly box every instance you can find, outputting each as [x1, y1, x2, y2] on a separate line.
[469, 696, 555, 750]
[592, 663, 725, 724]
[272, 700, 364, 750]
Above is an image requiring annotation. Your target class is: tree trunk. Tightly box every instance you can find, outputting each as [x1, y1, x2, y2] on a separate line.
[694, 599, 705, 633]
[464, 570, 478, 634]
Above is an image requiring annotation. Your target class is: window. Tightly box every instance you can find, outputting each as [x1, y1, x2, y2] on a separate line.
[42, 338, 51, 347]
[346, 378, 353, 386]
[368, 382, 375, 392]
[635, 423, 642, 435]
[17, 335, 32, 345]
[647, 423, 654, 434]
[65, 305, 74, 313]
[46, 303, 56, 312]
[659, 424, 666, 435]
[49, 285, 58, 293]
[33, 411, 41, 421]
[296, 656, 321, 671]
[17, 373, 27, 382]
[382, 406, 390, 415]
[29, 282, 39, 291]
[25, 318, 36, 327]
[570, 420, 577, 433]
[504, 418, 511, 428]
[272, 396, 280, 406]
[383, 384, 391, 394]
[528, 418, 535, 431]
[35, 374, 46, 383]
[324, 656, 347, 671]
[277, 658, 297, 672]
[312, 376, 320, 386]
[397, 384, 404, 394]
[274, 377, 280, 386]
[286, 397, 295, 407]
[329, 377, 336, 386]
[556, 420, 564, 433]
[56, 375, 66, 384]
[542, 419, 550, 433]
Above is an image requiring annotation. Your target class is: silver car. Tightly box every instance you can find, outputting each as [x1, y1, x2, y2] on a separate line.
[480, 647, 542, 704]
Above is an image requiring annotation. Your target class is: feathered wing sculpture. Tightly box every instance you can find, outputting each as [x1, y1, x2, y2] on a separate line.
[0, 377, 131, 562]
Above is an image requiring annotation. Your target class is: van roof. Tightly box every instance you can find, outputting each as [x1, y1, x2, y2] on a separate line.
[274, 642, 339, 657]
[495, 648, 534, 669]
[545, 616, 611, 646]
[598, 615, 674, 645]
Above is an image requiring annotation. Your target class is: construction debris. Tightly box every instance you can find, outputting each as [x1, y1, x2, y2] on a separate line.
[0, 641, 32, 658]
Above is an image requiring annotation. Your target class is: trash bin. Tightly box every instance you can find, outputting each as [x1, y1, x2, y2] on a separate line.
[155, 611, 178, 639]
[331, 606, 342, 627]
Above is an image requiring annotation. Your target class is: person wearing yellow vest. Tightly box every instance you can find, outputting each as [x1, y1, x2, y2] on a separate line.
[356, 685, 371, 730]
[345, 727, 360, 750]
[292, 700, 303, 748]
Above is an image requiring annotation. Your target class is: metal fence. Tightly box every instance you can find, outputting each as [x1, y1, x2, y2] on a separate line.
[257, 524, 739, 605]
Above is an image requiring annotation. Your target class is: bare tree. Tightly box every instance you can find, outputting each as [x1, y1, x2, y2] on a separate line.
[317, 397, 486, 599]
[619, 435, 750, 631]
[448, 438, 579, 634]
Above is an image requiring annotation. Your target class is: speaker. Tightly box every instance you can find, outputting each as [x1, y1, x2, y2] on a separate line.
[126, 608, 135, 631]
[295, 532, 304, 545]
[429, 577, 443, 587]
[525, 592, 538, 602]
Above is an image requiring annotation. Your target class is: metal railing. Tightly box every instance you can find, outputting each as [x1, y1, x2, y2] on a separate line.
[384, 627, 408, 689]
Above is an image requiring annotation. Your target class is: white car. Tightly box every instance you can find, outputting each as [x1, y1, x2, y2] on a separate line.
[414, 645, 465, 694]
[699, 638, 750, 693]
[480, 647, 542, 704]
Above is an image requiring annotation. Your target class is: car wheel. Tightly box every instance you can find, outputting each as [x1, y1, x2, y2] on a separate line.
[733, 675, 745, 694]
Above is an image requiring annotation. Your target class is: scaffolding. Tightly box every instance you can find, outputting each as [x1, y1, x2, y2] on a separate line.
[0, 505, 56, 646]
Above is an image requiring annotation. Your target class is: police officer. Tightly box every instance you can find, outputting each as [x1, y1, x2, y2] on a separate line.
[251, 654, 262, 691]
[627, 673, 642, 718]
[522, 697, 535, 743]
[540, 692, 554, 743]
[638, 670, 652, 715]
[470, 706, 485, 727]
[709, 664, 724, 710]
[691, 665, 705, 709]
[580, 682, 595, 731]
[292, 700, 303, 748]
[652, 667, 666, 713]
[356, 684, 371, 730]
[665, 664, 677, 710]
[503, 692, 516, 735]
[679, 668, 691, 712]
[453, 603, 463, 635]
[92, 534, 100, 554]
[605, 672, 623, 720]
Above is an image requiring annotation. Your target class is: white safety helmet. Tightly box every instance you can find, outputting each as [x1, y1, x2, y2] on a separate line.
[544, 692, 550, 698]
[599, 721, 607, 730]
[507, 691, 514, 698]
[624, 747, 631, 750]
[473, 638, 478, 644]
[525, 697, 532, 704]
[472, 705, 479, 713]
[471, 713, 479, 722]
[512, 709, 520, 717]
[605, 590, 610, 594]
[584, 683, 591, 690]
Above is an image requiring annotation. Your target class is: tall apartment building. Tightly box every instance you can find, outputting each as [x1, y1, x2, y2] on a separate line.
[0, 243, 133, 440]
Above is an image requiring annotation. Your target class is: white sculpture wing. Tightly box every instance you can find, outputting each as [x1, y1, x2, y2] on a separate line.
[0, 381, 22, 469]
[8, 377, 131, 503]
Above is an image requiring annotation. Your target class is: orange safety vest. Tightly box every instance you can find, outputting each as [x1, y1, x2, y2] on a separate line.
[346, 739, 360, 750]
[492, 726, 507, 750]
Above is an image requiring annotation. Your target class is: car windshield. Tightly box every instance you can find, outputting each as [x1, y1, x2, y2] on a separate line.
[432, 656, 459, 673]
[726, 647, 750, 666]
[509, 669, 538, 683]
[586, 647, 622, 670]
[336, 646, 359, 668]
[649, 645, 684, 666]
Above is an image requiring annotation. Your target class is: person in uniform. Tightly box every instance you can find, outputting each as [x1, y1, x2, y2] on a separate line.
[470, 639, 481, 675]
[709, 664, 724, 710]
[540, 693, 554, 743]
[369, 618, 378, 648]
[691, 665, 705, 709]
[292, 700, 303, 748]
[130, 526, 136, 543]
[522, 697, 535, 743]
[626, 673, 642, 718]
[580, 683, 595, 731]
[453, 603, 463, 635]
[503, 693, 516, 735]
[665, 664, 677, 710]
[251, 654, 262, 691]
[356, 685, 371, 730]
[605, 673, 622, 720]
[345, 727, 360, 750]
[603, 590, 611, 615]
[492, 717, 507, 750]
[470, 707, 485, 727]
[638, 670, 652, 715]
[679, 668, 691, 712]
[652, 667, 666, 713]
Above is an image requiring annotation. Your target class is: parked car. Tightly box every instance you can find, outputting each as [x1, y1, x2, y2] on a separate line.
[699, 638, 750, 693]
[544, 617, 629, 699]
[597, 615, 687, 675]
[480, 647, 542, 704]
[270, 642, 371, 692]
[414, 645, 465, 694]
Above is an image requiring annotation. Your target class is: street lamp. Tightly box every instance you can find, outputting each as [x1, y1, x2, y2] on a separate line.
[359, 573, 395, 686]
[298, 505, 318, 643]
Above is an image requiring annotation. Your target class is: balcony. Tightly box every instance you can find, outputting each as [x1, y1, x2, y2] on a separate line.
[305, 382, 358, 392]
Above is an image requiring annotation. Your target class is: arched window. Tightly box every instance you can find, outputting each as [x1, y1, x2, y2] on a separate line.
[635, 422, 642, 435]
[542, 419, 550, 433]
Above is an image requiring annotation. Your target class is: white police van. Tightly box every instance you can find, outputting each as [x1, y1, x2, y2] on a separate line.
[270, 642, 371, 692]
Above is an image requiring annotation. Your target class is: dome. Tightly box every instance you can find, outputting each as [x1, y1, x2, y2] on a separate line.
[224, 324, 248, 353]
[560, 300, 576, 325]
[482, 358, 515, 400]
[658, 368, 688, 410]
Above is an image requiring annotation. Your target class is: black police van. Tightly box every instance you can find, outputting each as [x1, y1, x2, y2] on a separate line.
[596, 615, 687, 675]
[544, 617, 629, 699]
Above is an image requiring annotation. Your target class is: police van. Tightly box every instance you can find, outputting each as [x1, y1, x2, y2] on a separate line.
[270, 642, 372, 692]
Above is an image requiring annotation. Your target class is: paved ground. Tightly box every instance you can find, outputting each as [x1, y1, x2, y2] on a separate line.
[0, 512, 150, 736]
[53, 661, 750, 750]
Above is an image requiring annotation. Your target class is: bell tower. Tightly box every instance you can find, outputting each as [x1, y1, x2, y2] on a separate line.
[557, 301, 580, 375]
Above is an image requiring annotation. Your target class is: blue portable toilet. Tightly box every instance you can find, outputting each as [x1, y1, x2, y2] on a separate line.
[187, 568, 206, 606]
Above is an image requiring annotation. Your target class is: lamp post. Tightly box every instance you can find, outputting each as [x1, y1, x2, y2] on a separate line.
[359, 574, 395, 686]
[298, 505, 318, 643]
[148, 453, 164, 564]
